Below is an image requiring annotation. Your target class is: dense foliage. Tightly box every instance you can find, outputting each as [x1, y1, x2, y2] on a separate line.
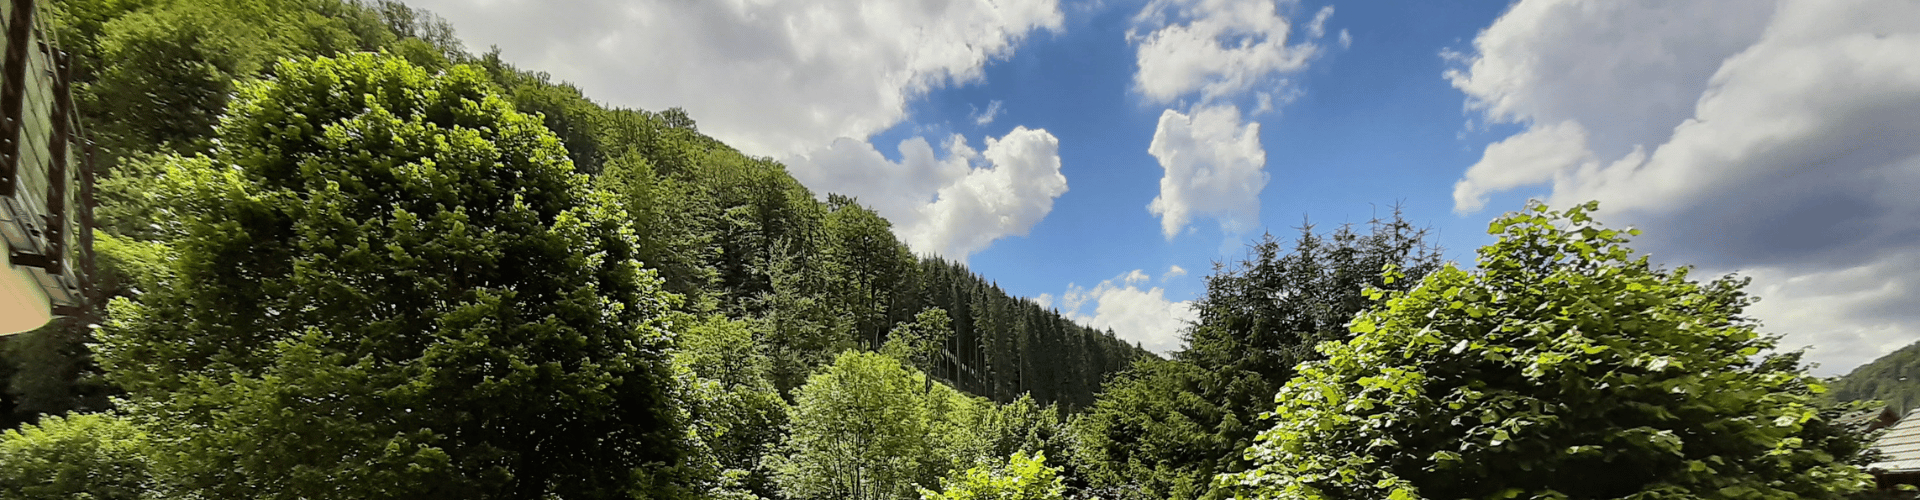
[767, 350, 1065, 500]
[768, 350, 957, 500]
[920, 451, 1066, 500]
[4, 0, 1145, 426]
[0, 412, 161, 499]
[0, 0, 1884, 498]
[1831, 340, 1920, 413]
[93, 53, 691, 499]
[1072, 212, 1441, 500]
[1219, 202, 1875, 500]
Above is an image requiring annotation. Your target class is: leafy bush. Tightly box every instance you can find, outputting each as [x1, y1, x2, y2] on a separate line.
[0, 413, 161, 500]
[94, 53, 688, 499]
[1219, 201, 1875, 500]
[921, 451, 1066, 500]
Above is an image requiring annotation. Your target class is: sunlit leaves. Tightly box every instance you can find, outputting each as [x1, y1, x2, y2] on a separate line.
[768, 350, 985, 500]
[1218, 201, 1875, 500]
[920, 451, 1066, 500]
[94, 53, 689, 499]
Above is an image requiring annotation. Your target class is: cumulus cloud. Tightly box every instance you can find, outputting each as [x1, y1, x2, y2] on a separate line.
[1452, 120, 1595, 213]
[784, 127, 1068, 261]
[400, 0, 1063, 158]
[1163, 265, 1188, 281]
[1446, 0, 1920, 373]
[1130, 0, 1333, 104]
[1052, 270, 1200, 355]
[972, 100, 1005, 126]
[1128, 0, 1336, 243]
[1147, 104, 1270, 239]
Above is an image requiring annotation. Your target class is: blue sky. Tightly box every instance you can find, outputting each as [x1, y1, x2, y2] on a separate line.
[405, 0, 1920, 375]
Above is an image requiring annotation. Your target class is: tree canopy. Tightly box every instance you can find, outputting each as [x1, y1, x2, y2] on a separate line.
[920, 451, 1066, 500]
[0, 1, 1884, 499]
[92, 53, 689, 499]
[1072, 210, 1441, 500]
[767, 350, 967, 500]
[1219, 202, 1875, 500]
[1830, 339, 1920, 413]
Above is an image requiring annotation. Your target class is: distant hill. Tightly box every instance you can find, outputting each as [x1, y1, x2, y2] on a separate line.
[1829, 341, 1920, 413]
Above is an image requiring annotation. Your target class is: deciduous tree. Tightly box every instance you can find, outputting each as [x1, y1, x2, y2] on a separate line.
[1220, 202, 1875, 500]
[94, 53, 689, 499]
[920, 451, 1065, 500]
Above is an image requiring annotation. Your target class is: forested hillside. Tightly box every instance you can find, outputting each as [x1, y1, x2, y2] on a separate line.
[1831, 340, 1920, 414]
[0, 1, 1885, 499]
[0, 0, 1145, 430]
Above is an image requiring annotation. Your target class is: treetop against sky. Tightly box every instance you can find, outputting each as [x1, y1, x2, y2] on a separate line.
[403, 0, 1920, 375]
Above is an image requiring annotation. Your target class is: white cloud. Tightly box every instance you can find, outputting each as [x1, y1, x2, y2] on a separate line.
[400, 0, 1064, 158]
[1452, 120, 1595, 213]
[972, 100, 1005, 126]
[1304, 4, 1333, 40]
[1131, 0, 1333, 104]
[1128, 0, 1334, 243]
[1055, 270, 1200, 355]
[1147, 104, 1269, 239]
[1446, 0, 1920, 374]
[784, 127, 1068, 261]
[1739, 254, 1920, 375]
[1163, 265, 1188, 281]
[1444, 0, 1775, 161]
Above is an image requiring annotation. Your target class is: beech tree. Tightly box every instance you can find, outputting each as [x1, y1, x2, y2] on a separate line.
[885, 308, 955, 389]
[767, 350, 954, 500]
[920, 451, 1066, 500]
[1219, 202, 1875, 500]
[94, 53, 689, 499]
[0, 413, 161, 500]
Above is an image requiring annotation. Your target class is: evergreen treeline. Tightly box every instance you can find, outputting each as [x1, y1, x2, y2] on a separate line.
[0, 0, 1146, 430]
[905, 257, 1141, 409]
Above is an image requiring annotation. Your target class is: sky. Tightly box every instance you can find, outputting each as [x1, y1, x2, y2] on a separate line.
[401, 0, 1920, 376]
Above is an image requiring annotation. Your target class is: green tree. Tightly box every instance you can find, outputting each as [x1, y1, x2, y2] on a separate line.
[886, 308, 956, 394]
[675, 315, 788, 499]
[961, 394, 1069, 464]
[1072, 209, 1439, 500]
[920, 451, 1066, 500]
[768, 350, 939, 500]
[886, 309, 955, 372]
[1070, 359, 1228, 500]
[78, 0, 395, 157]
[826, 194, 912, 349]
[1219, 201, 1875, 500]
[93, 53, 689, 499]
[0, 412, 162, 500]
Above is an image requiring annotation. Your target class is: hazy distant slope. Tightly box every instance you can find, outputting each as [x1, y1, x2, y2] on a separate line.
[1830, 340, 1920, 413]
